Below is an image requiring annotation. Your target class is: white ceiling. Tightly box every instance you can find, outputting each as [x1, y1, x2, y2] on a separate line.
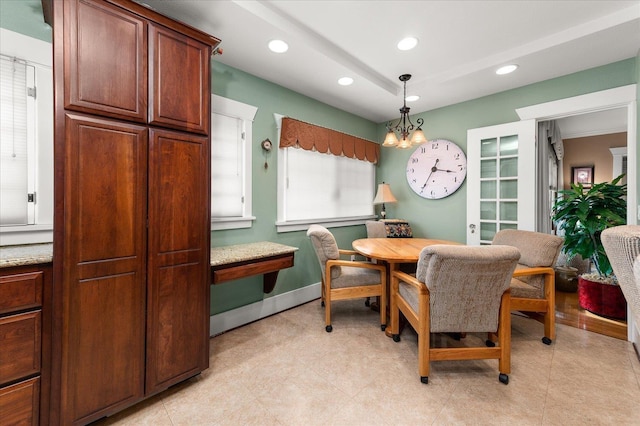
[138, 0, 640, 128]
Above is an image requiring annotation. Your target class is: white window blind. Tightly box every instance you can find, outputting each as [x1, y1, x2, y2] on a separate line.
[210, 95, 257, 230]
[211, 113, 244, 217]
[284, 148, 374, 221]
[0, 56, 35, 226]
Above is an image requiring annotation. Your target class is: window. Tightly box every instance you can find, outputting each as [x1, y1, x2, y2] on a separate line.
[211, 95, 257, 230]
[0, 56, 34, 226]
[275, 115, 376, 232]
[0, 29, 53, 246]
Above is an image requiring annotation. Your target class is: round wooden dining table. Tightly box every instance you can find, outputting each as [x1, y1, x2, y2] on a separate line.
[352, 237, 461, 336]
[352, 237, 460, 270]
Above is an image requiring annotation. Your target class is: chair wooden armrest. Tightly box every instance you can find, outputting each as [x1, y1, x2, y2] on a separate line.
[327, 258, 386, 271]
[339, 249, 358, 256]
[391, 270, 423, 292]
[512, 266, 554, 278]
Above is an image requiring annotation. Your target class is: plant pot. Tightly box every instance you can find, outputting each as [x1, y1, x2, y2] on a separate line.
[555, 266, 578, 292]
[577, 276, 627, 320]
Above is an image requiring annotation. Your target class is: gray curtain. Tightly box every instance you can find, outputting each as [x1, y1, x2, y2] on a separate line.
[536, 121, 562, 234]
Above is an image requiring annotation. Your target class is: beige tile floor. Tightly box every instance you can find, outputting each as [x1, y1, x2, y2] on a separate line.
[95, 299, 640, 426]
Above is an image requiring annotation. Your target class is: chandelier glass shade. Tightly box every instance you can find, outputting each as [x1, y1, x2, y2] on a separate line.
[382, 74, 427, 149]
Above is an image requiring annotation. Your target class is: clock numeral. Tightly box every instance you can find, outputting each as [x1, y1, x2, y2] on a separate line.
[431, 143, 438, 149]
[420, 147, 427, 154]
[454, 153, 460, 159]
[411, 158, 419, 164]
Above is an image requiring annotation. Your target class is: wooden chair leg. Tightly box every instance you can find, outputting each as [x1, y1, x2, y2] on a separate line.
[498, 291, 511, 375]
[418, 291, 430, 383]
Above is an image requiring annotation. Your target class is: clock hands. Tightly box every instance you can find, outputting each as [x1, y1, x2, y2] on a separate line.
[434, 167, 455, 173]
[420, 159, 439, 193]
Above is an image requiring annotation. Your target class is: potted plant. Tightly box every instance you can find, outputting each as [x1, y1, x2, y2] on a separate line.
[552, 174, 627, 319]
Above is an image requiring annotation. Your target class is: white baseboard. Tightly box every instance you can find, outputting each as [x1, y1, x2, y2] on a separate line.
[209, 282, 321, 336]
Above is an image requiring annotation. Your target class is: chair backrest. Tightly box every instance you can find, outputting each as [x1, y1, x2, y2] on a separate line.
[602, 225, 640, 328]
[307, 224, 341, 279]
[415, 244, 520, 332]
[365, 220, 387, 238]
[492, 229, 562, 268]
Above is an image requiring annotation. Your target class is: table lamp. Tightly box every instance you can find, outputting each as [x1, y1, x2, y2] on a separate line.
[373, 182, 397, 219]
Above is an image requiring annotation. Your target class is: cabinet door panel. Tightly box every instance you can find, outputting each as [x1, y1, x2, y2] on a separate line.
[60, 114, 147, 424]
[0, 311, 41, 385]
[0, 377, 40, 426]
[146, 128, 210, 394]
[0, 271, 43, 315]
[149, 24, 210, 134]
[66, 0, 147, 121]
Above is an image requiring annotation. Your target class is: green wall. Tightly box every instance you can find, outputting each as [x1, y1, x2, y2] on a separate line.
[210, 62, 378, 313]
[0, 0, 51, 43]
[211, 58, 638, 316]
[375, 58, 638, 243]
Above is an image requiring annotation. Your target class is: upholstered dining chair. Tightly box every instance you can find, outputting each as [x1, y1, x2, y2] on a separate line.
[602, 225, 640, 331]
[307, 224, 387, 332]
[365, 220, 387, 238]
[390, 244, 520, 384]
[492, 229, 563, 345]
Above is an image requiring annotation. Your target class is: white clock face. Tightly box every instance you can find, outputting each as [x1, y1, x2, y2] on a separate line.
[406, 139, 467, 199]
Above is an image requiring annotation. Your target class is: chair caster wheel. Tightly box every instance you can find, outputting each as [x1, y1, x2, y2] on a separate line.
[365, 297, 370, 307]
[381, 324, 386, 331]
[392, 334, 400, 342]
[485, 340, 496, 347]
[499, 373, 509, 384]
[542, 337, 552, 345]
[420, 376, 429, 384]
[325, 325, 332, 332]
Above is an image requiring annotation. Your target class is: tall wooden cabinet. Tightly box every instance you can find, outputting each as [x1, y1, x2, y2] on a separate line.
[49, 1, 220, 424]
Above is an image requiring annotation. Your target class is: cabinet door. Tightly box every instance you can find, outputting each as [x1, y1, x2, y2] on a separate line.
[146, 128, 210, 394]
[59, 113, 148, 424]
[149, 24, 210, 135]
[65, 0, 148, 122]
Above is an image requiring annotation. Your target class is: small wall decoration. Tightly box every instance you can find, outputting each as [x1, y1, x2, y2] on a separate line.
[572, 166, 594, 188]
[261, 138, 272, 169]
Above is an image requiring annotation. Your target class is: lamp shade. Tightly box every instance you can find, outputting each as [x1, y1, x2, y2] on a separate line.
[373, 183, 398, 205]
[382, 131, 399, 147]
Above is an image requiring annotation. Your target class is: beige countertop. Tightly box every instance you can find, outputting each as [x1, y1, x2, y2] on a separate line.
[1, 241, 298, 269]
[210, 241, 298, 267]
[0, 243, 54, 268]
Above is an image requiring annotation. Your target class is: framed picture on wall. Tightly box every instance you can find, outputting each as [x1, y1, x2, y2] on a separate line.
[572, 166, 594, 188]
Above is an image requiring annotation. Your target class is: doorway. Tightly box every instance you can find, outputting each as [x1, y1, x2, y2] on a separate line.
[517, 85, 637, 343]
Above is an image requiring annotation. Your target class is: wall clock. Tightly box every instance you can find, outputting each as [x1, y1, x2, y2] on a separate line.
[406, 139, 467, 199]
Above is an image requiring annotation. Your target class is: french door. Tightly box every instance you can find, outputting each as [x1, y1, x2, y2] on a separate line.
[466, 119, 536, 245]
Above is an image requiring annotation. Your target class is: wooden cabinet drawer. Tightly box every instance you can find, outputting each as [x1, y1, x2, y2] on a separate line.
[0, 272, 43, 315]
[0, 377, 40, 426]
[0, 311, 41, 385]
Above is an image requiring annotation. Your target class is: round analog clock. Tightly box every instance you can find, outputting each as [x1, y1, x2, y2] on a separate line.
[406, 139, 467, 199]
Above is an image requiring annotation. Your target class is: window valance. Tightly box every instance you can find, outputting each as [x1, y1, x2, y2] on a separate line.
[280, 117, 380, 164]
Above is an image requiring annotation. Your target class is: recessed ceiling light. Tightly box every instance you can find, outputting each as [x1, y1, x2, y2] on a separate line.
[338, 77, 354, 86]
[406, 95, 419, 102]
[496, 64, 518, 75]
[397, 37, 418, 51]
[268, 39, 289, 53]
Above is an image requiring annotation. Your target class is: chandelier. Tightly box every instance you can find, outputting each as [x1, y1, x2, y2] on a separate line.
[382, 74, 427, 149]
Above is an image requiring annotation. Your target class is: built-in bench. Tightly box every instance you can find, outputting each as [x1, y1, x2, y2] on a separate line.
[210, 242, 298, 293]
